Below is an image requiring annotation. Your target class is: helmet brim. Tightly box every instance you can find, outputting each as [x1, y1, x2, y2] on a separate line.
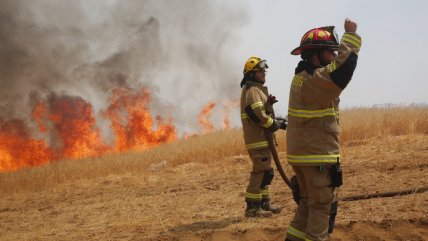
[291, 44, 339, 55]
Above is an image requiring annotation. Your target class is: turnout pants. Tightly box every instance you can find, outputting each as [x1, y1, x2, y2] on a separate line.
[286, 165, 337, 241]
[245, 148, 273, 201]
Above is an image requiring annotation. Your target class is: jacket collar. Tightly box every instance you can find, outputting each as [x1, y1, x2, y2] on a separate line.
[295, 60, 320, 75]
[245, 80, 265, 89]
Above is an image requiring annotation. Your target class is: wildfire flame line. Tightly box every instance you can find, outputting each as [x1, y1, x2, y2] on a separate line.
[0, 88, 238, 172]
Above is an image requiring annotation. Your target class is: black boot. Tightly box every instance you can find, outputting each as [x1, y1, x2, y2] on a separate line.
[245, 200, 272, 218]
[261, 198, 282, 214]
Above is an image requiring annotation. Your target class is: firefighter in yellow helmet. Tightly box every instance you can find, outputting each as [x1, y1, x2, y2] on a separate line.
[240, 56, 287, 217]
[284, 18, 361, 241]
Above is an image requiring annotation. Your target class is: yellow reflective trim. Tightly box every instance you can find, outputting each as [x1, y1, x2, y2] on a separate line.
[287, 154, 340, 163]
[245, 141, 269, 150]
[343, 33, 362, 44]
[245, 192, 262, 200]
[329, 60, 337, 72]
[342, 34, 361, 48]
[288, 108, 336, 118]
[251, 101, 263, 109]
[261, 188, 270, 196]
[262, 117, 273, 128]
[287, 226, 306, 239]
[292, 75, 304, 87]
[241, 113, 248, 119]
[342, 37, 361, 48]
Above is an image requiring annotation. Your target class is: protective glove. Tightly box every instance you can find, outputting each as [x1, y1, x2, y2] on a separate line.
[267, 119, 281, 132]
[274, 117, 287, 130]
[267, 94, 278, 105]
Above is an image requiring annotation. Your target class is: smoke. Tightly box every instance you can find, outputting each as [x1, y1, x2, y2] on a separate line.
[0, 0, 247, 135]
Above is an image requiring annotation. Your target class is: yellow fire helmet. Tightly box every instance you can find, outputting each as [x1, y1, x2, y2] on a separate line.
[243, 56, 269, 75]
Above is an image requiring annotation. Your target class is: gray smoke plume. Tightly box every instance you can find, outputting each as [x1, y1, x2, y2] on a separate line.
[0, 0, 247, 136]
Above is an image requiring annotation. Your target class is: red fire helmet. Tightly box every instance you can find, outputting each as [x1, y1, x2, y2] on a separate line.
[291, 26, 339, 55]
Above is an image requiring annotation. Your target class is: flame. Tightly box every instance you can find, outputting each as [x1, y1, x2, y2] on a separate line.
[198, 101, 216, 134]
[0, 87, 239, 172]
[192, 100, 238, 136]
[104, 87, 177, 151]
[33, 94, 110, 159]
[32, 102, 48, 133]
[0, 87, 178, 172]
[48, 95, 110, 159]
[0, 118, 54, 171]
[222, 100, 239, 129]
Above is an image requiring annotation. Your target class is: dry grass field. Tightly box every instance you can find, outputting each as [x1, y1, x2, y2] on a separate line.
[1, 107, 427, 241]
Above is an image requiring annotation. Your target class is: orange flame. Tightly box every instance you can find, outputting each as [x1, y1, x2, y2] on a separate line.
[104, 87, 177, 151]
[0, 118, 54, 171]
[222, 100, 239, 129]
[0, 87, 239, 172]
[193, 100, 238, 136]
[0, 87, 178, 172]
[33, 94, 109, 159]
[32, 102, 48, 133]
[198, 101, 216, 134]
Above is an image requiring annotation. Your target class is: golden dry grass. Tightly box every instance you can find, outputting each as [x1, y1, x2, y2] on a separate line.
[0, 129, 241, 193]
[0, 106, 427, 194]
[340, 106, 428, 142]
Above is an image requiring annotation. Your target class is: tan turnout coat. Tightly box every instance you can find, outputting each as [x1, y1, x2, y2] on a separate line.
[240, 81, 275, 151]
[286, 32, 362, 166]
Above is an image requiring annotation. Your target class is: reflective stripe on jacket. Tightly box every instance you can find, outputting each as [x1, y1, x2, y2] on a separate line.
[240, 81, 274, 150]
[286, 32, 362, 166]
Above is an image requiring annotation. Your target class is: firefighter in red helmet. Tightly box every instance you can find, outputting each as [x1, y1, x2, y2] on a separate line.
[285, 18, 362, 241]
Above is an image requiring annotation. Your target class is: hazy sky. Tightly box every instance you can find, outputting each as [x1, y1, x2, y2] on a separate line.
[236, 0, 427, 115]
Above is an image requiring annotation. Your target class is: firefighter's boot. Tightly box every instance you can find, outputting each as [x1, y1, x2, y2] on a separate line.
[245, 200, 272, 218]
[261, 198, 282, 214]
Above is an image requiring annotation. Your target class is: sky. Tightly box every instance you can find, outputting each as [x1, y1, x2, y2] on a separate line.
[0, 0, 426, 134]
[238, 0, 427, 115]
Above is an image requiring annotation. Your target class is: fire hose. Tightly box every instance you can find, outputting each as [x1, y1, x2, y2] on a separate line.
[339, 186, 428, 201]
[265, 130, 291, 189]
[264, 130, 428, 201]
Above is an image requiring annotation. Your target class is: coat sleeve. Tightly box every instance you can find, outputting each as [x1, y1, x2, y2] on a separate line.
[243, 87, 274, 129]
[309, 32, 362, 104]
